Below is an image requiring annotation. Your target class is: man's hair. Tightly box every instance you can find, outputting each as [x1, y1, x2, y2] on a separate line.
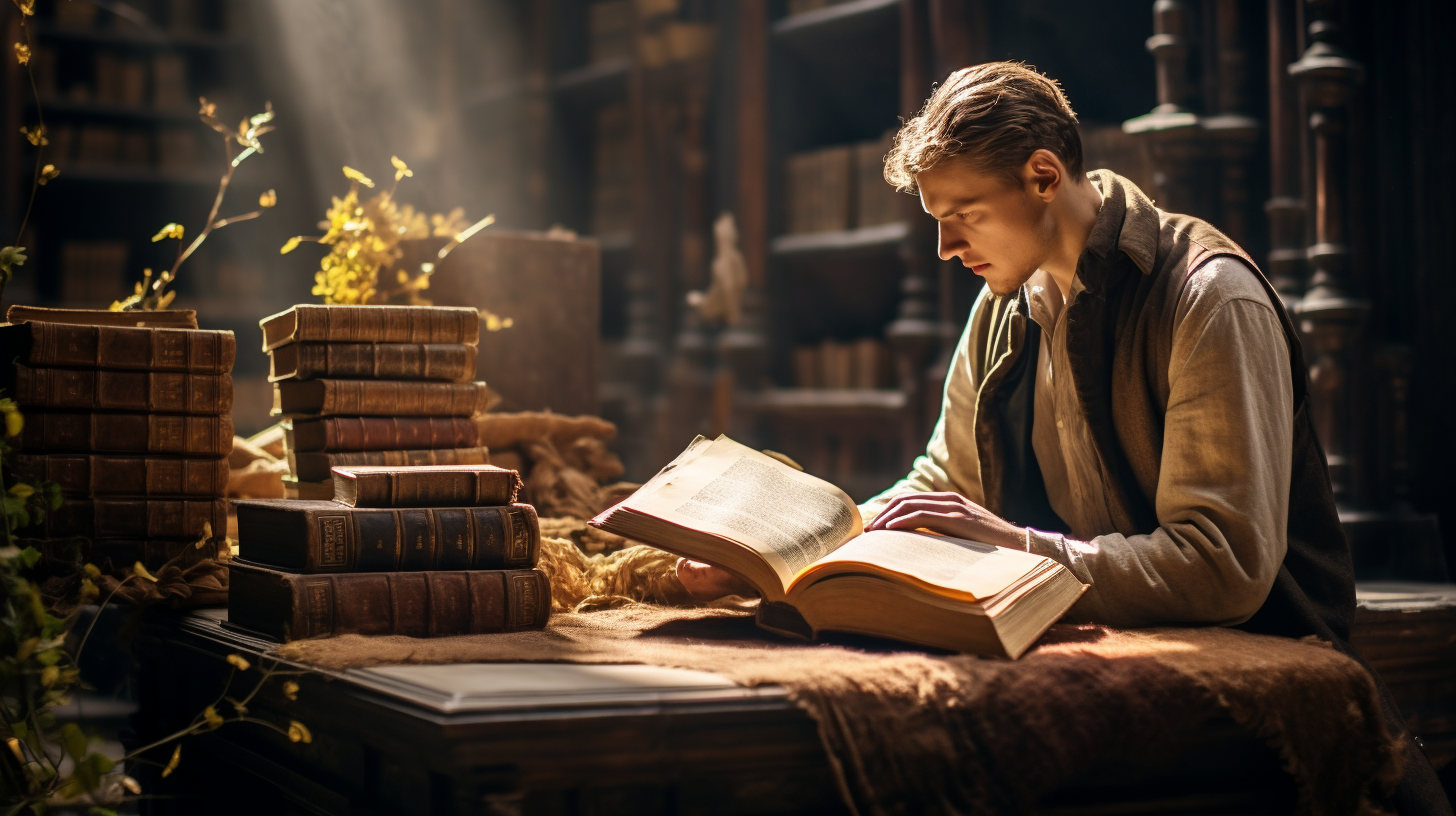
[884, 61, 1083, 193]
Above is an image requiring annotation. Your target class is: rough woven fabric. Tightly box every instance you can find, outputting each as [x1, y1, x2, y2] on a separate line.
[274, 604, 1401, 816]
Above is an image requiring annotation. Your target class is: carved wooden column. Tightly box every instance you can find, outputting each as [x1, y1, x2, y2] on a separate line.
[1201, 0, 1260, 248]
[884, 0, 942, 466]
[619, 2, 665, 396]
[1124, 0, 1209, 216]
[1265, 0, 1306, 310]
[1288, 0, 1366, 506]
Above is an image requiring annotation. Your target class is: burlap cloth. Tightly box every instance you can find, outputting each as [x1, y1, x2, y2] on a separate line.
[274, 604, 1401, 816]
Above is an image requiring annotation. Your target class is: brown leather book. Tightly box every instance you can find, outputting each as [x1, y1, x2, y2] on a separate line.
[39, 497, 226, 539]
[268, 342, 477, 383]
[6, 305, 198, 329]
[19, 411, 234, 456]
[259, 305, 480, 351]
[332, 465, 521, 508]
[13, 453, 228, 497]
[0, 322, 235, 374]
[285, 416, 479, 452]
[9, 364, 233, 415]
[233, 499, 539, 573]
[282, 477, 333, 501]
[288, 446, 490, 482]
[271, 379, 487, 418]
[227, 560, 551, 641]
[28, 535, 225, 571]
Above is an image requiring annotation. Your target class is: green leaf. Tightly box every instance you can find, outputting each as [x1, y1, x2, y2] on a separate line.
[11, 721, 26, 739]
[45, 484, 61, 511]
[61, 722, 87, 762]
[89, 808, 119, 816]
[16, 546, 40, 569]
[72, 751, 114, 792]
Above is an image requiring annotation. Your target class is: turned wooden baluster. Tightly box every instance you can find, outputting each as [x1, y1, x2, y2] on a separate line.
[1288, 0, 1367, 506]
[1265, 0, 1306, 310]
[1201, 0, 1259, 248]
[1124, 0, 1208, 219]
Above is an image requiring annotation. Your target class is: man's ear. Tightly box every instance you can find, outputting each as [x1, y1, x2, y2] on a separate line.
[1024, 149, 1063, 201]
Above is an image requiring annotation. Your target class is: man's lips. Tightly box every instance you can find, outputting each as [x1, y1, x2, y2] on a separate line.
[970, 263, 991, 275]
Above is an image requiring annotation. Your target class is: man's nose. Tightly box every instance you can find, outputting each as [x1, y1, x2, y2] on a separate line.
[937, 223, 964, 262]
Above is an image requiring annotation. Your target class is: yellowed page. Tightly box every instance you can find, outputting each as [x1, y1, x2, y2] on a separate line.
[616, 435, 862, 590]
[791, 529, 1049, 601]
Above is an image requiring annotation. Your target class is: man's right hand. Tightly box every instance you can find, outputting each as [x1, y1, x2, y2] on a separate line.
[676, 558, 757, 601]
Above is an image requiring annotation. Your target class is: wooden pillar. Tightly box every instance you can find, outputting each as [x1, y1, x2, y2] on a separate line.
[619, 1, 666, 394]
[886, 0, 941, 465]
[1124, 0, 1209, 218]
[1288, 0, 1367, 507]
[1201, 0, 1259, 248]
[1265, 0, 1306, 309]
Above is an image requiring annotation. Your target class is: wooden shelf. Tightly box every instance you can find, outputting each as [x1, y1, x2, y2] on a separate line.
[772, 0, 899, 43]
[34, 23, 242, 51]
[596, 232, 633, 254]
[755, 388, 907, 416]
[37, 98, 198, 123]
[552, 58, 629, 109]
[771, 222, 907, 256]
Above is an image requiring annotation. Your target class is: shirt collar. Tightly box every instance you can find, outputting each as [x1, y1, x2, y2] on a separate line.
[1083, 169, 1159, 279]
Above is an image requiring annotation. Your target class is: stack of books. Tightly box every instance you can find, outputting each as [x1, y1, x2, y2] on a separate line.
[229, 465, 551, 641]
[259, 305, 493, 500]
[0, 317, 234, 570]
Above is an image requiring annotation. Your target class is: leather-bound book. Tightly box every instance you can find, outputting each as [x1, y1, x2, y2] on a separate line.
[233, 499, 539, 573]
[332, 465, 521, 508]
[8, 365, 233, 415]
[13, 453, 228, 497]
[259, 305, 480, 351]
[288, 446, 490, 482]
[39, 497, 226, 539]
[271, 379, 487, 418]
[6, 305, 198, 329]
[0, 322, 235, 374]
[268, 342, 477, 383]
[31, 535, 225, 571]
[20, 411, 233, 456]
[227, 560, 551, 641]
[285, 416, 478, 452]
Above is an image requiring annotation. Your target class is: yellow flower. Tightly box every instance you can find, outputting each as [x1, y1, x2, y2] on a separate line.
[342, 166, 374, 188]
[259, 189, 277, 208]
[16, 1, 34, 17]
[14, 42, 29, 65]
[287, 721, 312, 743]
[6, 737, 24, 763]
[40, 665, 58, 686]
[202, 705, 223, 730]
[280, 236, 302, 254]
[225, 654, 251, 672]
[37, 164, 57, 185]
[83, 563, 101, 579]
[152, 222, 185, 242]
[282, 681, 299, 701]
[161, 745, 181, 777]
[0, 398, 23, 436]
[8, 483, 33, 500]
[121, 776, 141, 795]
[133, 562, 158, 582]
[19, 125, 46, 146]
[391, 155, 413, 181]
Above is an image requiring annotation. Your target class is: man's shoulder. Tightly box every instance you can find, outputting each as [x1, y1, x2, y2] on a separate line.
[1174, 255, 1282, 331]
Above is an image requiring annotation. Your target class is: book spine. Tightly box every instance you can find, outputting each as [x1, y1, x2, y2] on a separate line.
[290, 446, 490, 481]
[310, 417, 480, 451]
[277, 567, 549, 639]
[19, 412, 233, 456]
[15, 365, 233, 414]
[345, 468, 521, 507]
[295, 307, 481, 346]
[289, 343, 476, 382]
[14, 454, 229, 496]
[24, 324, 234, 373]
[314, 380, 485, 417]
[42, 498, 227, 539]
[25, 535, 224, 572]
[295, 504, 538, 572]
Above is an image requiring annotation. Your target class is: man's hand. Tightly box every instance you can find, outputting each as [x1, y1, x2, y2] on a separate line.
[864, 491, 1027, 549]
[676, 558, 758, 602]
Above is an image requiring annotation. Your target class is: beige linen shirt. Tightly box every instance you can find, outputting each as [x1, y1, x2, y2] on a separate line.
[862, 254, 1294, 629]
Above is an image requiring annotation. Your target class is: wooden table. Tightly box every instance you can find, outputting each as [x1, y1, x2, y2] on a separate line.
[134, 609, 1296, 815]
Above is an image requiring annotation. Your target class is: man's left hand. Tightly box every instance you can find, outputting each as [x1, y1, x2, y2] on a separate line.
[864, 491, 1027, 549]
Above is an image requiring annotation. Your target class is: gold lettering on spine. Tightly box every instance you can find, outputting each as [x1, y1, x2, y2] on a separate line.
[319, 515, 349, 567]
[511, 574, 538, 629]
[305, 581, 332, 637]
[508, 508, 529, 561]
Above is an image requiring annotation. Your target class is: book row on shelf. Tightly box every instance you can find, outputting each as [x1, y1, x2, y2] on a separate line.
[785, 132, 903, 236]
[792, 338, 893, 391]
[588, 0, 632, 66]
[30, 49, 193, 110]
[47, 0, 236, 36]
[39, 122, 214, 175]
[591, 104, 633, 238]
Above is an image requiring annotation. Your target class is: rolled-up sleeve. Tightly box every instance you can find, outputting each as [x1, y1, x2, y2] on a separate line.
[1026, 289, 1294, 627]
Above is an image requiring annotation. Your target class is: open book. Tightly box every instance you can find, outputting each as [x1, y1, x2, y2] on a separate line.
[590, 436, 1086, 659]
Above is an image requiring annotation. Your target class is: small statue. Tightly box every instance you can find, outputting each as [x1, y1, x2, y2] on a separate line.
[687, 212, 748, 326]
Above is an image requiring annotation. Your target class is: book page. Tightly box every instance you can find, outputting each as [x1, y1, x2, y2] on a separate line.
[620, 436, 862, 588]
[791, 529, 1049, 601]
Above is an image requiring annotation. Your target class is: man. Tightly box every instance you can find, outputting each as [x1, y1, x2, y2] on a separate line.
[678, 61, 1450, 813]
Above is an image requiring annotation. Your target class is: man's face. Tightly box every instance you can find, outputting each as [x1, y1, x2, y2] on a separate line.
[916, 157, 1055, 297]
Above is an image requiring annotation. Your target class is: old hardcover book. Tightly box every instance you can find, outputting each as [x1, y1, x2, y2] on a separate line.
[332, 465, 521, 508]
[233, 499, 539, 573]
[19, 411, 233, 456]
[38, 497, 226, 539]
[13, 453, 228, 497]
[7, 365, 232, 415]
[288, 446, 490, 482]
[285, 416, 479, 453]
[0, 322, 235, 374]
[5, 305, 199, 329]
[271, 379, 487, 418]
[268, 342, 477, 383]
[259, 305, 480, 351]
[282, 476, 333, 501]
[227, 560, 551, 641]
[591, 435, 1086, 659]
[28, 535, 225, 571]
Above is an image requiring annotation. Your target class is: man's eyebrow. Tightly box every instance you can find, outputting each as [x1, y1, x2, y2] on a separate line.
[926, 195, 982, 218]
